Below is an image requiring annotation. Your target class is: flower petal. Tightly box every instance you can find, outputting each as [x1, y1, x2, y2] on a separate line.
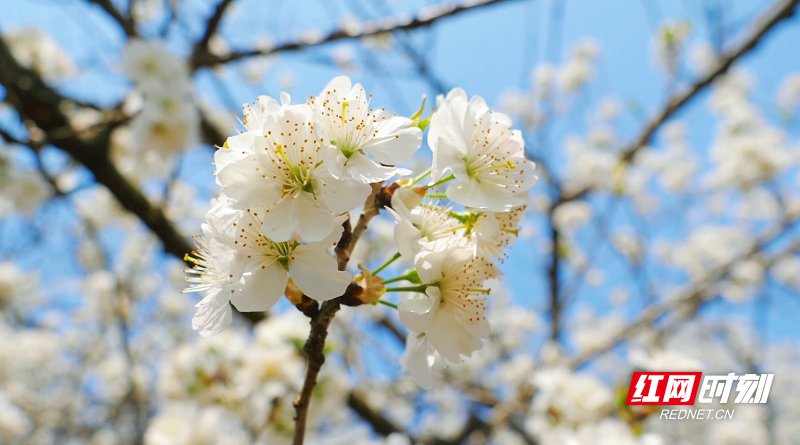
[217, 156, 283, 208]
[392, 214, 422, 259]
[400, 333, 436, 390]
[364, 115, 423, 165]
[231, 260, 287, 312]
[345, 151, 399, 183]
[398, 288, 438, 332]
[294, 194, 335, 243]
[429, 137, 467, 184]
[414, 248, 449, 284]
[426, 307, 486, 362]
[317, 168, 372, 213]
[214, 133, 256, 183]
[192, 289, 233, 337]
[291, 247, 352, 301]
[260, 197, 298, 242]
[446, 179, 525, 212]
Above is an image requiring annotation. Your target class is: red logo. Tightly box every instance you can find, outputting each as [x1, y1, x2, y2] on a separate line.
[626, 372, 703, 405]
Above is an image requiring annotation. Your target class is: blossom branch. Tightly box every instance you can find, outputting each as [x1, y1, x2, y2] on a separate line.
[292, 183, 385, 445]
[292, 300, 341, 445]
[557, 0, 800, 204]
[566, 219, 800, 368]
[335, 183, 383, 269]
[191, 0, 525, 70]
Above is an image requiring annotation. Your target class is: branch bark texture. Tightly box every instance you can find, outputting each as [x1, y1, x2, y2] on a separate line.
[291, 183, 383, 444]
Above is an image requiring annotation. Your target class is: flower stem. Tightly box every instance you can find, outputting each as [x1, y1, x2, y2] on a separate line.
[381, 270, 417, 285]
[429, 173, 455, 187]
[412, 169, 431, 184]
[376, 299, 398, 309]
[385, 285, 428, 293]
[371, 252, 401, 276]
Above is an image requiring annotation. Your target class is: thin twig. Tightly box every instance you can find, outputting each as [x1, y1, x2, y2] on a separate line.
[566, 219, 800, 368]
[191, 0, 526, 70]
[556, 0, 800, 204]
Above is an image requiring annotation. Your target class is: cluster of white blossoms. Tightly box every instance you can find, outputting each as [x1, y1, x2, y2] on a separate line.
[5, 27, 75, 81]
[185, 77, 537, 387]
[119, 39, 199, 178]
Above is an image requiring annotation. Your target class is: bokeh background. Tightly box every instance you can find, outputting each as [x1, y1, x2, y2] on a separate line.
[1, 0, 800, 443]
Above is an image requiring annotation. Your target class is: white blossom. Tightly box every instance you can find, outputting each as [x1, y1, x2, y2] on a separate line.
[428, 88, 537, 211]
[311, 76, 422, 184]
[216, 95, 365, 242]
[183, 198, 241, 337]
[226, 211, 352, 308]
[398, 239, 499, 363]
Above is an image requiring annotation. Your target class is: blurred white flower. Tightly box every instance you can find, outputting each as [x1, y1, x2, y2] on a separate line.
[771, 255, 800, 288]
[6, 27, 75, 81]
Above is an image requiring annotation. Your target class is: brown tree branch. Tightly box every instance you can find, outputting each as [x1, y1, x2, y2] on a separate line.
[88, 0, 137, 37]
[292, 183, 385, 444]
[292, 300, 341, 445]
[0, 38, 197, 255]
[0, 36, 269, 325]
[193, 0, 236, 58]
[547, 222, 561, 341]
[556, 0, 800, 204]
[191, 0, 525, 70]
[346, 391, 410, 438]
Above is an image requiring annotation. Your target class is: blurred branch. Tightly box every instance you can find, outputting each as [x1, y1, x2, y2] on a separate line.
[372, 0, 449, 95]
[431, 412, 491, 445]
[88, 0, 137, 37]
[191, 0, 525, 70]
[378, 316, 406, 343]
[0, 39, 193, 252]
[347, 391, 411, 438]
[0, 36, 237, 288]
[567, 219, 800, 368]
[547, 221, 561, 341]
[193, 0, 235, 58]
[556, 0, 800, 204]
[0, 35, 268, 326]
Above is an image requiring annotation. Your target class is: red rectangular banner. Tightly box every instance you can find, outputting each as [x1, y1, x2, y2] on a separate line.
[626, 372, 703, 405]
